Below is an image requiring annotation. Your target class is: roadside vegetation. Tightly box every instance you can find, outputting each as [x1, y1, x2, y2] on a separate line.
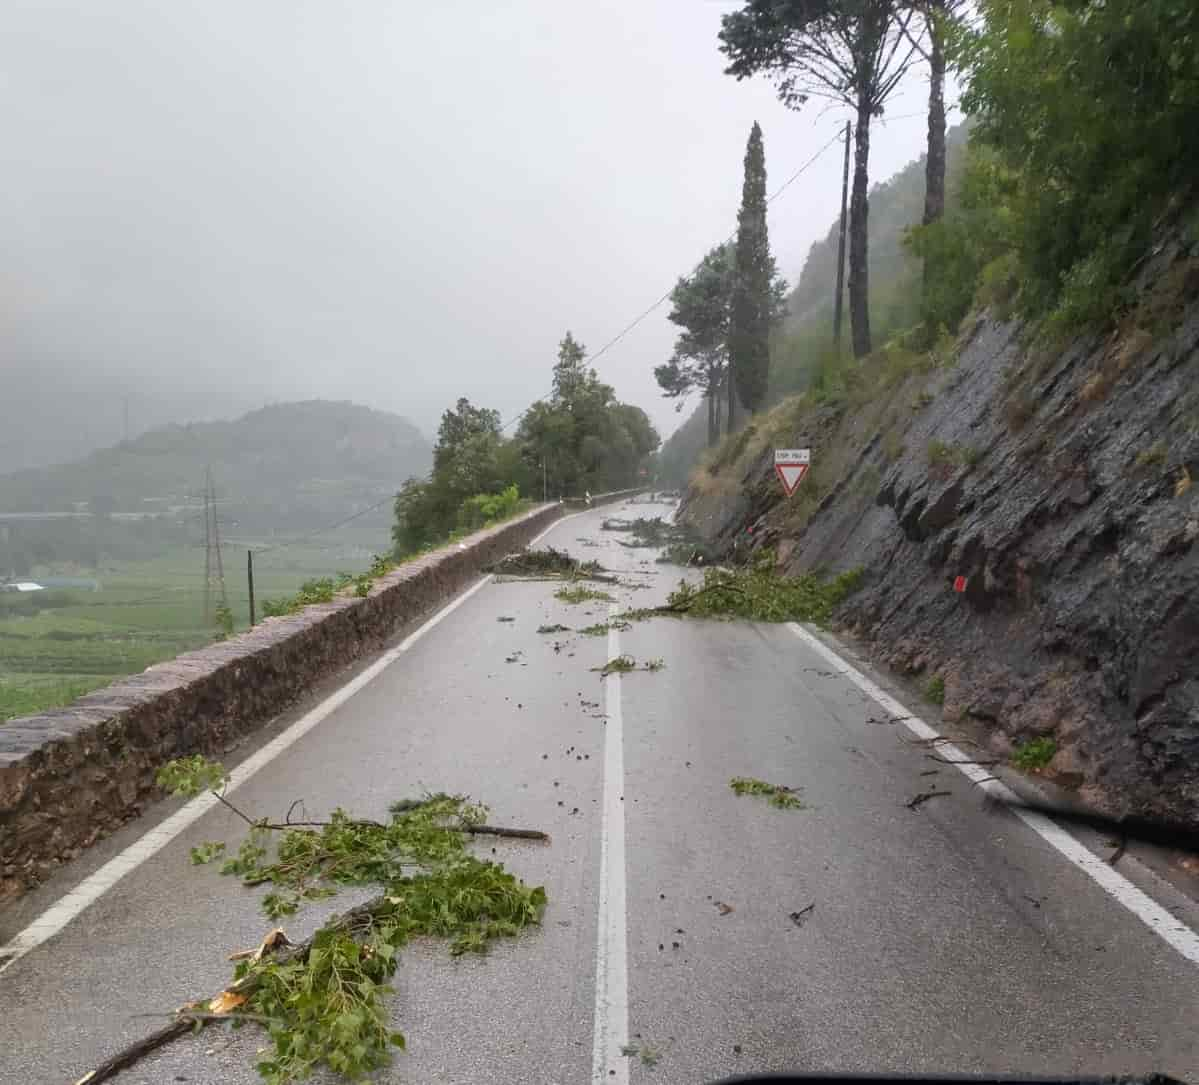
[660, 0, 1199, 488]
[392, 335, 657, 557]
[1011, 736, 1057, 772]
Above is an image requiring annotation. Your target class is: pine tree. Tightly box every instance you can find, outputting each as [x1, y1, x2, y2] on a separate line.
[720, 3, 918, 359]
[729, 122, 775, 417]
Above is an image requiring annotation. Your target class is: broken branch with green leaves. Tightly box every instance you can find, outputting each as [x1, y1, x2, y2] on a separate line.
[76, 757, 549, 1085]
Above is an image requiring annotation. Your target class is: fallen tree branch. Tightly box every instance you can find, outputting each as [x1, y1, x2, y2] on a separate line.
[75, 893, 396, 1084]
[463, 824, 549, 841]
[75, 1019, 195, 1085]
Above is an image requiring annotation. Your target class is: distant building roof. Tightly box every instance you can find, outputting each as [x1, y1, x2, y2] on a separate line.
[1, 581, 45, 592]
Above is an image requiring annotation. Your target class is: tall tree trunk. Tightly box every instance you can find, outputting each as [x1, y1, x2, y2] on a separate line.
[706, 390, 718, 448]
[848, 100, 873, 358]
[725, 365, 737, 435]
[922, 17, 946, 228]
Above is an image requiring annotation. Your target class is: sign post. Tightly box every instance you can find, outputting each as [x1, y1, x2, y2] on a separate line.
[774, 449, 811, 497]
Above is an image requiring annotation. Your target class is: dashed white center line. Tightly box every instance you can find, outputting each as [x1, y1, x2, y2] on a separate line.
[591, 603, 630, 1084]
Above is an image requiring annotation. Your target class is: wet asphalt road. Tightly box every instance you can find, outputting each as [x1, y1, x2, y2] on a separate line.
[1, 497, 1197, 1085]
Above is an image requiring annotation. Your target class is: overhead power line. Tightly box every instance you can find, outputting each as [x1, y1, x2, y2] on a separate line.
[499, 126, 846, 432]
[251, 495, 394, 556]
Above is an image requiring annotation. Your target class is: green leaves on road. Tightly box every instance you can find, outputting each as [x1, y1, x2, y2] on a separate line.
[591, 655, 666, 676]
[666, 556, 863, 626]
[149, 758, 547, 1084]
[554, 584, 614, 605]
[730, 777, 805, 810]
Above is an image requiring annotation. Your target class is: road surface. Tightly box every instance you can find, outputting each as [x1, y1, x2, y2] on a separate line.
[1, 497, 1197, 1084]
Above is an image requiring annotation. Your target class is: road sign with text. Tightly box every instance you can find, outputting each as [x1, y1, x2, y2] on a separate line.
[774, 449, 811, 496]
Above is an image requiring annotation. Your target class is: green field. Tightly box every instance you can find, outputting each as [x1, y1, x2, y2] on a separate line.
[0, 528, 392, 721]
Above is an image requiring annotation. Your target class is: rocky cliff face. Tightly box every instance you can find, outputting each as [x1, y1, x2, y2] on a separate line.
[679, 228, 1199, 826]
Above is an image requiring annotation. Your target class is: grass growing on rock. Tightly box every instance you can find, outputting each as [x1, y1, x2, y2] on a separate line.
[133, 757, 548, 1085]
[1012, 737, 1057, 771]
[730, 777, 805, 810]
[924, 676, 946, 705]
[664, 555, 863, 626]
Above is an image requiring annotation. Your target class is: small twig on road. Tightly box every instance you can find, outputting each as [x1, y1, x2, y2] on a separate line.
[1106, 836, 1127, 865]
[902, 735, 986, 750]
[789, 903, 816, 928]
[906, 789, 952, 810]
[464, 824, 549, 841]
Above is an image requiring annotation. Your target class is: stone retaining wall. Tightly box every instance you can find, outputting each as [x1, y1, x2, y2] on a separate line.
[0, 491, 640, 900]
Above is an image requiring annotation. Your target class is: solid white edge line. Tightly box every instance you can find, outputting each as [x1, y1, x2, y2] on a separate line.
[591, 603, 630, 1085]
[786, 622, 1199, 966]
[0, 504, 596, 975]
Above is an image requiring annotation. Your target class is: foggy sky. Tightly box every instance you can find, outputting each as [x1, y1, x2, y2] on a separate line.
[0, 1, 954, 471]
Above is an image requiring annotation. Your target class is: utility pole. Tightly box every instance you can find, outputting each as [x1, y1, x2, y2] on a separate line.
[202, 471, 212, 626]
[201, 466, 228, 626]
[833, 120, 852, 351]
[247, 549, 256, 626]
[542, 458, 548, 503]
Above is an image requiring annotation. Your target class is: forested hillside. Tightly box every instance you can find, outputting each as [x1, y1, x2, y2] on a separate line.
[0, 400, 430, 532]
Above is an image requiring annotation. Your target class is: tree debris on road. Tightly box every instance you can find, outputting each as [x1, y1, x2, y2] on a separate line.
[488, 546, 617, 582]
[75, 758, 550, 1085]
[591, 654, 666, 676]
[729, 776, 805, 809]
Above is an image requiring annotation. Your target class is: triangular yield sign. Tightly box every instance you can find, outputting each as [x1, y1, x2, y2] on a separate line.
[775, 462, 809, 496]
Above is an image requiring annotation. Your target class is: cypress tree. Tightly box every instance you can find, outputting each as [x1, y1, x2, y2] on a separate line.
[729, 122, 774, 416]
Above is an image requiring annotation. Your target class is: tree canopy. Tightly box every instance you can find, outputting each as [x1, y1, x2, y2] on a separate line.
[393, 336, 658, 556]
[720, 1, 918, 357]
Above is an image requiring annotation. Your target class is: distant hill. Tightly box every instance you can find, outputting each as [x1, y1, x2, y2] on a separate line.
[0, 400, 431, 532]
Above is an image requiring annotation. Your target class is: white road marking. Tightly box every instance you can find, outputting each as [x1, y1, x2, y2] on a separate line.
[591, 603, 630, 1085]
[788, 622, 1199, 966]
